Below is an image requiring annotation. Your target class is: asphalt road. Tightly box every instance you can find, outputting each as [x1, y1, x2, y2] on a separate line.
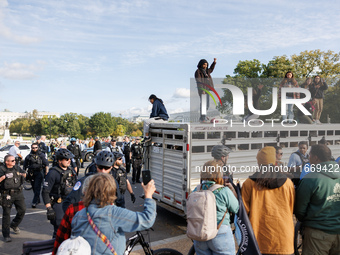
[0, 163, 187, 255]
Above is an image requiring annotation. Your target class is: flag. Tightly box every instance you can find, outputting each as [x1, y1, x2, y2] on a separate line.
[234, 182, 261, 255]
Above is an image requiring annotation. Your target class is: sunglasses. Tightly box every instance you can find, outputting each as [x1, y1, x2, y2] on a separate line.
[97, 165, 111, 170]
[117, 158, 122, 160]
[61, 158, 71, 161]
[7, 160, 16, 163]
[32, 147, 38, 149]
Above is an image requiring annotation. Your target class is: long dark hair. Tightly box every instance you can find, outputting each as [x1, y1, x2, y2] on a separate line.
[280, 71, 297, 86]
[149, 94, 164, 104]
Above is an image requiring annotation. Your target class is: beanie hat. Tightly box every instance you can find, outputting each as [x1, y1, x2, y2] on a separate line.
[257, 146, 276, 165]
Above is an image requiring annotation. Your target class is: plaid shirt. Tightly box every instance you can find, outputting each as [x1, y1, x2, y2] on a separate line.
[52, 201, 85, 255]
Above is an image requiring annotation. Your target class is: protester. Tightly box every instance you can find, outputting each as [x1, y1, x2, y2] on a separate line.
[288, 141, 309, 184]
[309, 75, 328, 124]
[191, 160, 238, 255]
[297, 98, 315, 124]
[274, 146, 284, 167]
[195, 58, 217, 123]
[52, 175, 94, 255]
[143, 94, 169, 142]
[242, 146, 295, 255]
[279, 71, 299, 122]
[71, 173, 157, 255]
[295, 144, 340, 254]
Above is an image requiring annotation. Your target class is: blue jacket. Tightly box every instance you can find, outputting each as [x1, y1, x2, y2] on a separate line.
[150, 99, 169, 120]
[71, 198, 156, 255]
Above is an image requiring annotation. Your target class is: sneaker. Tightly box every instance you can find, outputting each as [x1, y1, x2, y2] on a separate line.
[31, 203, 37, 208]
[10, 225, 20, 234]
[317, 120, 322, 124]
[136, 180, 141, 183]
[4, 236, 12, 242]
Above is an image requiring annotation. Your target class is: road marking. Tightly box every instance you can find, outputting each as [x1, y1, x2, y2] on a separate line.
[0, 210, 45, 219]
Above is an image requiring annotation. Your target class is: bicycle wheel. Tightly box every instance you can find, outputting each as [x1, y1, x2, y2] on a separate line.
[153, 248, 183, 255]
[294, 221, 302, 255]
[23, 178, 32, 190]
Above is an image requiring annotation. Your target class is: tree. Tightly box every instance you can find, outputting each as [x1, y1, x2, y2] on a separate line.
[233, 59, 263, 78]
[291, 50, 340, 78]
[58, 113, 85, 137]
[262, 55, 292, 78]
[89, 112, 115, 137]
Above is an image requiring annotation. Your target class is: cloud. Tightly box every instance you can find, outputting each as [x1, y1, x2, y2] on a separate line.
[0, 61, 46, 80]
[173, 88, 190, 98]
[0, 0, 40, 44]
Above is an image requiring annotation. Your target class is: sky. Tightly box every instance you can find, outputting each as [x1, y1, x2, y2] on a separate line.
[0, 0, 339, 118]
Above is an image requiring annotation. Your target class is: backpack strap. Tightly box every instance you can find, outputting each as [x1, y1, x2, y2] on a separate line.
[209, 184, 229, 229]
[87, 209, 117, 255]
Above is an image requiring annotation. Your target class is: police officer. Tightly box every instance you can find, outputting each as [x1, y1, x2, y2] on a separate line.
[93, 136, 102, 154]
[52, 145, 78, 173]
[36, 136, 48, 156]
[62, 151, 124, 212]
[23, 142, 49, 208]
[42, 148, 77, 237]
[131, 137, 143, 184]
[67, 138, 82, 175]
[0, 155, 26, 242]
[111, 152, 135, 208]
[122, 136, 132, 174]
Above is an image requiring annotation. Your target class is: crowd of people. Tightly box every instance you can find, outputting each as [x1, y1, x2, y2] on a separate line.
[195, 59, 329, 124]
[190, 143, 340, 255]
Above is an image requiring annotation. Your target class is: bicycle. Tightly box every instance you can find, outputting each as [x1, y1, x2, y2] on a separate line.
[125, 229, 183, 255]
[22, 229, 183, 255]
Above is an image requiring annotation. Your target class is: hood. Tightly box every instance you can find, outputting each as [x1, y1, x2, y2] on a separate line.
[249, 171, 288, 189]
[197, 59, 208, 69]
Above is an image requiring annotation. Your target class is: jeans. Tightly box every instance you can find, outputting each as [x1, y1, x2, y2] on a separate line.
[194, 225, 235, 255]
[282, 96, 294, 121]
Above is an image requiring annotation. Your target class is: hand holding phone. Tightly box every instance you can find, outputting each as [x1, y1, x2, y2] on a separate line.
[142, 169, 151, 185]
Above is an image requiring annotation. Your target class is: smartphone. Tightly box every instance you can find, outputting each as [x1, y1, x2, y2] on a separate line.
[142, 169, 151, 185]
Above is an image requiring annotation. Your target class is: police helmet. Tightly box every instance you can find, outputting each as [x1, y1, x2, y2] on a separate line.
[113, 152, 124, 161]
[95, 151, 114, 167]
[70, 137, 76, 142]
[56, 148, 74, 160]
[211, 145, 231, 159]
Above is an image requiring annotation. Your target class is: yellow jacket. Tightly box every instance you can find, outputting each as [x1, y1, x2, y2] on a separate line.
[242, 178, 295, 254]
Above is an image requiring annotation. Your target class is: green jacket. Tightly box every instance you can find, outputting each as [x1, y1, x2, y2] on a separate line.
[295, 161, 340, 234]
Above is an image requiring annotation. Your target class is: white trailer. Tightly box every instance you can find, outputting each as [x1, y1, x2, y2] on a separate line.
[145, 122, 340, 216]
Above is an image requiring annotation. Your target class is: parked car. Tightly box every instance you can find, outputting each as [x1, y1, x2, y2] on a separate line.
[0, 144, 31, 164]
[81, 142, 109, 162]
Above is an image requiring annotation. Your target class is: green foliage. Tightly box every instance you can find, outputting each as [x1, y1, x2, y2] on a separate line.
[221, 49, 340, 122]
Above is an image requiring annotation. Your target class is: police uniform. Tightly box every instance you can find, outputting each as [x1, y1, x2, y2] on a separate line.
[0, 164, 26, 239]
[111, 166, 128, 208]
[23, 151, 49, 206]
[67, 143, 82, 175]
[38, 141, 48, 155]
[42, 165, 77, 237]
[62, 172, 124, 212]
[131, 142, 143, 183]
[122, 142, 131, 173]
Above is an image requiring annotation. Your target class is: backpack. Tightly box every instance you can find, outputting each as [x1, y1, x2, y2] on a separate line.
[57, 236, 91, 255]
[186, 184, 227, 241]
